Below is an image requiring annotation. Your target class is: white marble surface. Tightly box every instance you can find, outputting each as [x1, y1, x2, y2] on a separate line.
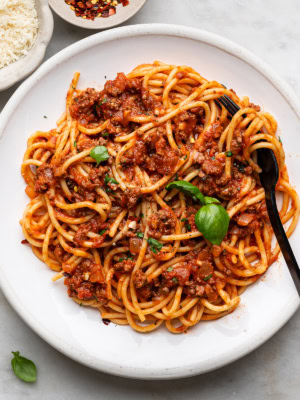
[1, 0, 300, 398]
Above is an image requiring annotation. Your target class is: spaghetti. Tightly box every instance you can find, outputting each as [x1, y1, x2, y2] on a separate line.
[21, 61, 300, 333]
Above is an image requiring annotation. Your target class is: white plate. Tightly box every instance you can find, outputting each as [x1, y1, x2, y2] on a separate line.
[0, 24, 299, 380]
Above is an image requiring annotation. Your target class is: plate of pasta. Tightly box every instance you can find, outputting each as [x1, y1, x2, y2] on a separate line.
[0, 24, 300, 379]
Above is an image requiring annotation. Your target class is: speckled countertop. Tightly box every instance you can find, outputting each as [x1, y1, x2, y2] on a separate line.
[1, 1, 300, 399]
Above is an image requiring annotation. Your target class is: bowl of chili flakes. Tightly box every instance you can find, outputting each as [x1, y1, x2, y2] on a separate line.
[49, 0, 147, 29]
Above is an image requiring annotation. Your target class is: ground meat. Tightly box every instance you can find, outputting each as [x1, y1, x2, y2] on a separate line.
[134, 270, 148, 288]
[152, 136, 179, 175]
[141, 87, 161, 111]
[53, 244, 69, 263]
[163, 263, 191, 286]
[77, 134, 106, 151]
[199, 164, 243, 200]
[64, 260, 107, 303]
[174, 111, 197, 142]
[248, 102, 261, 112]
[202, 158, 224, 176]
[227, 218, 261, 238]
[73, 216, 108, 247]
[34, 164, 56, 193]
[88, 166, 109, 186]
[113, 259, 135, 273]
[148, 209, 176, 239]
[68, 166, 97, 191]
[121, 140, 146, 166]
[121, 188, 141, 209]
[122, 136, 179, 176]
[104, 73, 128, 97]
[184, 283, 205, 297]
[231, 130, 244, 154]
[195, 261, 214, 280]
[70, 88, 100, 124]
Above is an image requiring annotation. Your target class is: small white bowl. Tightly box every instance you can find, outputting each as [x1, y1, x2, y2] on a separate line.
[49, 0, 146, 30]
[0, 0, 54, 92]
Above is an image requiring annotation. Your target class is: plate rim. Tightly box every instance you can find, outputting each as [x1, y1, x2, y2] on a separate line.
[0, 24, 299, 380]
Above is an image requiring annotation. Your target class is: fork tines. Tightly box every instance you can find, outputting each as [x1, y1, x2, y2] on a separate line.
[216, 95, 240, 116]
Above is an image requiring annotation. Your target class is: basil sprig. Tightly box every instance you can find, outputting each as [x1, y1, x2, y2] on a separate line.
[11, 351, 37, 382]
[166, 181, 206, 204]
[166, 180, 229, 245]
[90, 146, 109, 166]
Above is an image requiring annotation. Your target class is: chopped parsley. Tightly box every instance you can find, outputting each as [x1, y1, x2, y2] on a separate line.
[99, 98, 108, 105]
[211, 156, 216, 160]
[175, 173, 179, 180]
[119, 254, 133, 262]
[79, 303, 83, 307]
[104, 175, 119, 185]
[181, 218, 187, 222]
[167, 267, 173, 272]
[136, 232, 144, 239]
[140, 213, 144, 218]
[147, 237, 163, 254]
[203, 273, 212, 281]
[102, 131, 109, 137]
[105, 187, 116, 195]
[99, 229, 106, 235]
[183, 155, 187, 160]
[172, 277, 178, 284]
[225, 151, 233, 157]
[279, 136, 283, 144]
[43, 115, 47, 119]
[73, 140, 77, 148]
[185, 223, 191, 232]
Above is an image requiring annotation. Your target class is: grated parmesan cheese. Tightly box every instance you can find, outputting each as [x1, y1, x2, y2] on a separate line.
[0, 0, 39, 69]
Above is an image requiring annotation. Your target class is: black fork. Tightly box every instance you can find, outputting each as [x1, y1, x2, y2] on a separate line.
[217, 95, 300, 294]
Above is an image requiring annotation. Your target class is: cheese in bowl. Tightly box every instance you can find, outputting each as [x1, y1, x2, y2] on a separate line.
[0, 0, 39, 69]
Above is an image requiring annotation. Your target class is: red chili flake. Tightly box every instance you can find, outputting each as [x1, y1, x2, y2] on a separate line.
[65, 0, 129, 21]
[21, 239, 29, 244]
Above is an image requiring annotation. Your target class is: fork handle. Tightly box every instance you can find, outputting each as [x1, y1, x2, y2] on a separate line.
[265, 189, 300, 295]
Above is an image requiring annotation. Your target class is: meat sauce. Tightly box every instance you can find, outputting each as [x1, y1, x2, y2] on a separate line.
[38, 72, 268, 306]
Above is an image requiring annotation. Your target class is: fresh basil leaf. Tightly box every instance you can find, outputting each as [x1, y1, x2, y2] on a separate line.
[195, 204, 229, 245]
[147, 237, 163, 253]
[90, 146, 109, 166]
[204, 196, 220, 205]
[11, 351, 37, 383]
[166, 181, 205, 204]
[104, 175, 119, 185]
